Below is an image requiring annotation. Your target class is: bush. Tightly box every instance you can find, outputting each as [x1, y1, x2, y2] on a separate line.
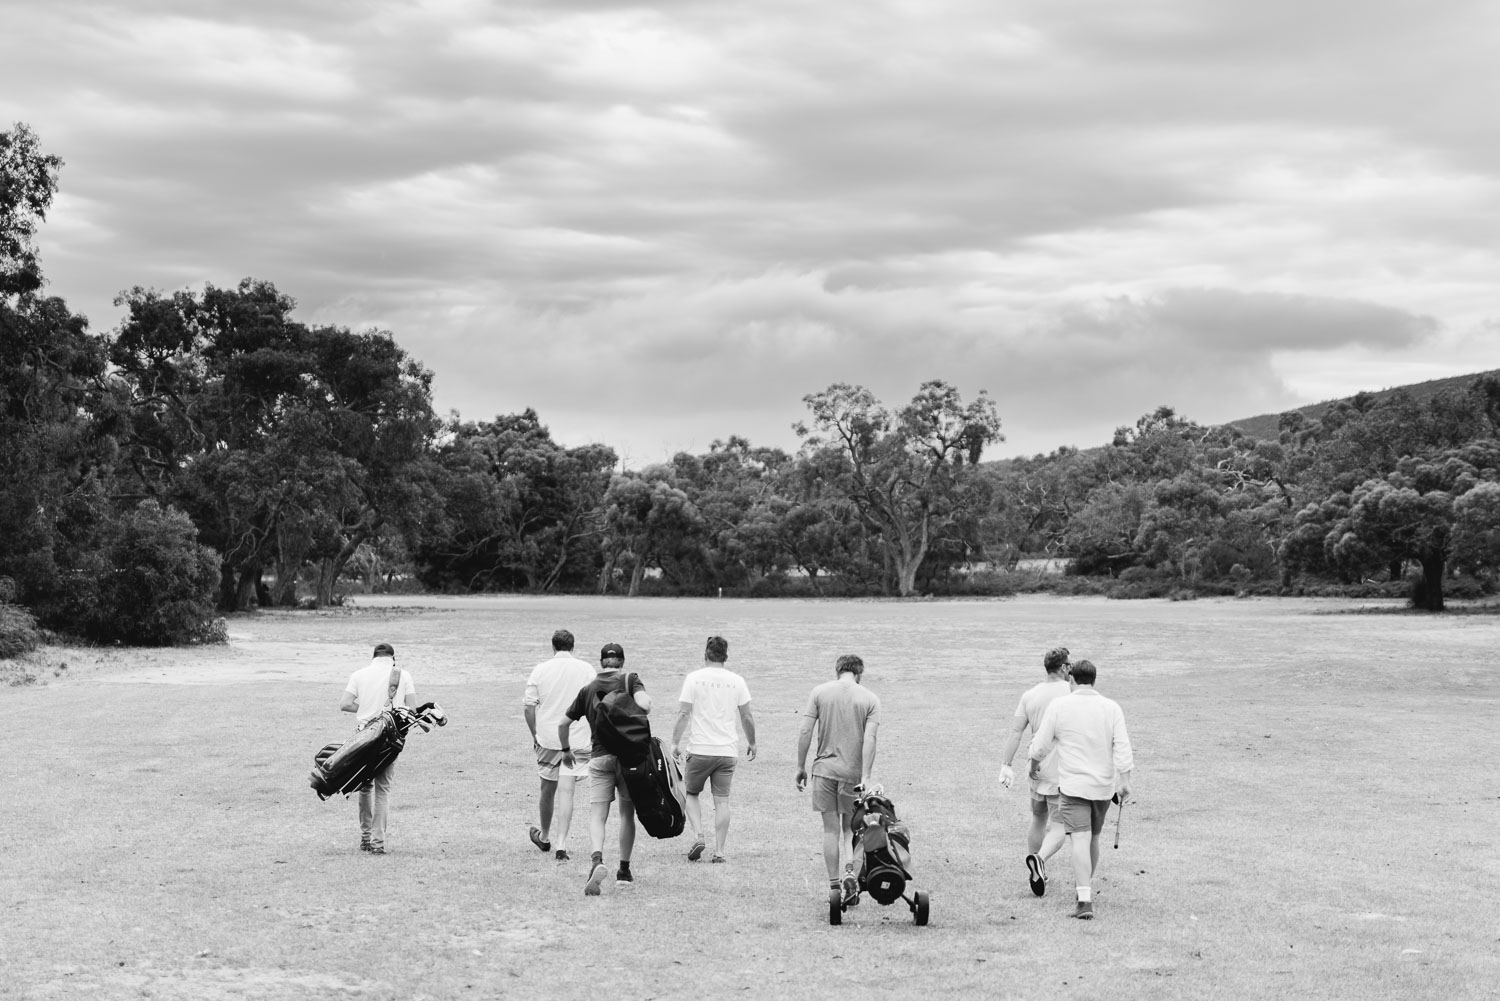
[88, 501, 223, 646]
[0, 602, 42, 659]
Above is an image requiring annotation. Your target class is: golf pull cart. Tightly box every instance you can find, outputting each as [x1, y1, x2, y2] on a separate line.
[829, 787, 930, 926]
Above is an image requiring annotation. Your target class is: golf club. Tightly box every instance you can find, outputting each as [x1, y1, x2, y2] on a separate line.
[1113, 796, 1125, 849]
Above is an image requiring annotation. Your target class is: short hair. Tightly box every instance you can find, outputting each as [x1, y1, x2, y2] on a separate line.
[1043, 647, 1070, 674]
[1070, 659, 1097, 686]
[705, 635, 728, 663]
[551, 629, 575, 652]
[835, 654, 864, 677]
[373, 643, 394, 658]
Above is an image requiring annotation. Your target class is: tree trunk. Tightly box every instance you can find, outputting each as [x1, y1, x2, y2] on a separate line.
[1413, 553, 1445, 611]
[1388, 558, 1404, 582]
[234, 561, 262, 611]
[218, 564, 238, 612]
[628, 556, 645, 597]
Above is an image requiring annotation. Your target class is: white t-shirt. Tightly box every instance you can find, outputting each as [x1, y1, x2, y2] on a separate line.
[1028, 688, 1134, 802]
[1013, 678, 1071, 795]
[678, 665, 752, 757]
[345, 656, 416, 725]
[525, 651, 596, 750]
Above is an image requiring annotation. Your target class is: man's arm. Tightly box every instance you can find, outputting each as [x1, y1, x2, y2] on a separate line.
[859, 717, 879, 787]
[672, 700, 693, 754]
[1112, 708, 1135, 803]
[523, 682, 541, 743]
[997, 713, 1029, 788]
[794, 715, 815, 790]
[339, 691, 358, 714]
[630, 675, 652, 713]
[1027, 704, 1059, 778]
[738, 703, 757, 761]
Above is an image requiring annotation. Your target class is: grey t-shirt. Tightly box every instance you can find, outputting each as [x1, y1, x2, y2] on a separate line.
[803, 678, 880, 782]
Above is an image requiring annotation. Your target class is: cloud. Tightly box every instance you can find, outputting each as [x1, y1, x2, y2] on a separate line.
[6, 0, 1500, 463]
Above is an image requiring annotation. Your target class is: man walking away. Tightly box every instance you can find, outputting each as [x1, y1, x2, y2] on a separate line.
[561, 643, 652, 896]
[795, 654, 880, 908]
[672, 635, 756, 864]
[523, 629, 596, 860]
[998, 647, 1073, 896]
[338, 642, 419, 855]
[1027, 659, 1133, 920]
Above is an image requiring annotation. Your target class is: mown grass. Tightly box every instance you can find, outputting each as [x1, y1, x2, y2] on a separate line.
[2, 595, 1497, 1000]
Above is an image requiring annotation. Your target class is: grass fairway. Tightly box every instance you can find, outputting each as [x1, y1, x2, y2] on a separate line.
[3, 594, 1498, 1000]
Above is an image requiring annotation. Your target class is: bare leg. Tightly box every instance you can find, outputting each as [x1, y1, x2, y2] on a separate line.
[537, 777, 557, 839]
[685, 790, 704, 840]
[589, 800, 610, 857]
[711, 794, 732, 855]
[1026, 807, 1048, 855]
[1069, 830, 1093, 899]
[821, 810, 842, 880]
[1039, 821, 1068, 863]
[554, 774, 582, 849]
[619, 802, 636, 862]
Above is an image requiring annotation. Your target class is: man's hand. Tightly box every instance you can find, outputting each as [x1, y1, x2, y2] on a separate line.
[1028, 758, 1041, 781]
[745, 743, 757, 762]
[1114, 784, 1131, 806]
[561, 749, 575, 770]
[794, 767, 807, 791]
[999, 764, 1015, 789]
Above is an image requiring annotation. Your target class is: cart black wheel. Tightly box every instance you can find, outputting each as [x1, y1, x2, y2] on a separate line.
[829, 887, 843, 926]
[913, 890, 930, 926]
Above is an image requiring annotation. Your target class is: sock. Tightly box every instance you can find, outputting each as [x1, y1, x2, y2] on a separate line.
[1077, 886, 1092, 902]
[618, 859, 631, 873]
[591, 851, 603, 867]
[830, 879, 841, 890]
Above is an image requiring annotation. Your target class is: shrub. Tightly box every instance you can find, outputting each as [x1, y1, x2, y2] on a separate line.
[91, 501, 223, 646]
[0, 602, 42, 660]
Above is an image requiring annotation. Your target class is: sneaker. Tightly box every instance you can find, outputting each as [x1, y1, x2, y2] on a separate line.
[584, 863, 607, 896]
[1073, 900, 1094, 920]
[529, 826, 552, 853]
[687, 837, 706, 862]
[841, 873, 860, 907]
[555, 849, 570, 862]
[369, 845, 386, 856]
[359, 838, 372, 853]
[615, 866, 634, 885]
[710, 854, 726, 864]
[1025, 853, 1046, 897]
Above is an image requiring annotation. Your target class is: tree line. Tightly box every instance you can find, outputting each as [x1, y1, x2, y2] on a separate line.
[4, 122, 1499, 648]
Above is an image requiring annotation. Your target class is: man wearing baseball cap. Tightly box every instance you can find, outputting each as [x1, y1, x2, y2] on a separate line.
[338, 642, 419, 854]
[997, 647, 1073, 896]
[561, 642, 652, 896]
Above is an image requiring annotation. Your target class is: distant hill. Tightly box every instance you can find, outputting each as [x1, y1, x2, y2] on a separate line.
[1223, 369, 1500, 441]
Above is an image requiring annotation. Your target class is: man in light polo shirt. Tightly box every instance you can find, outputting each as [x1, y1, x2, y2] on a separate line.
[1028, 659, 1133, 920]
[523, 628, 596, 861]
[338, 642, 419, 855]
[671, 635, 757, 864]
[795, 653, 880, 907]
[998, 646, 1073, 896]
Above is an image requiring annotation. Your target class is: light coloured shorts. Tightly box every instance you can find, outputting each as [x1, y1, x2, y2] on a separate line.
[810, 775, 857, 815]
[1030, 788, 1060, 820]
[588, 753, 632, 806]
[538, 745, 591, 782]
[683, 753, 737, 796]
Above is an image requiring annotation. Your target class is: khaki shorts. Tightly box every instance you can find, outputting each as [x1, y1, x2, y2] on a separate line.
[1058, 793, 1111, 836]
[810, 775, 857, 815]
[538, 745, 591, 782]
[683, 754, 737, 797]
[1030, 790, 1060, 820]
[588, 753, 632, 806]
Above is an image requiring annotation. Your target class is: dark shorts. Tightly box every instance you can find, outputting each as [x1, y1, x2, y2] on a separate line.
[683, 754, 737, 796]
[1058, 793, 1111, 836]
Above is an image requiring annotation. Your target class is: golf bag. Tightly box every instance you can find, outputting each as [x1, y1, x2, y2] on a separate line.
[593, 671, 652, 765]
[618, 736, 686, 839]
[310, 703, 447, 800]
[852, 791, 913, 905]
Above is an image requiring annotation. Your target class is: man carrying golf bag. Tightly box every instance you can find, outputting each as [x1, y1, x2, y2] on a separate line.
[336, 643, 420, 855]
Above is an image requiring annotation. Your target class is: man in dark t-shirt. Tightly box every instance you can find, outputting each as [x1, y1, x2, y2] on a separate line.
[561, 642, 652, 896]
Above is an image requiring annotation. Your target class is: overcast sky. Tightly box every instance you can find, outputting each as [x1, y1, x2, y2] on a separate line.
[5, 0, 1499, 463]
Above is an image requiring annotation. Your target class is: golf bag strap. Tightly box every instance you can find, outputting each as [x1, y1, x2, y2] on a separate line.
[386, 664, 401, 707]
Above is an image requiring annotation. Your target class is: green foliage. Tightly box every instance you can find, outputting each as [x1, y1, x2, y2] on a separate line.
[83, 501, 222, 646]
[0, 600, 42, 660]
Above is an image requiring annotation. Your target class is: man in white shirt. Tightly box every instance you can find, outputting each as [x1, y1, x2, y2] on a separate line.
[523, 629, 596, 861]
[671, 636, 756, 864]
[998, 647, 1073, 897]
[1028, 659, 1133, 920]
[338, 642, 419, 855]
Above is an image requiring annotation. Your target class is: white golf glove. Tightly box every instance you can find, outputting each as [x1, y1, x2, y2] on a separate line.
[999, 764, 1015, 789]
